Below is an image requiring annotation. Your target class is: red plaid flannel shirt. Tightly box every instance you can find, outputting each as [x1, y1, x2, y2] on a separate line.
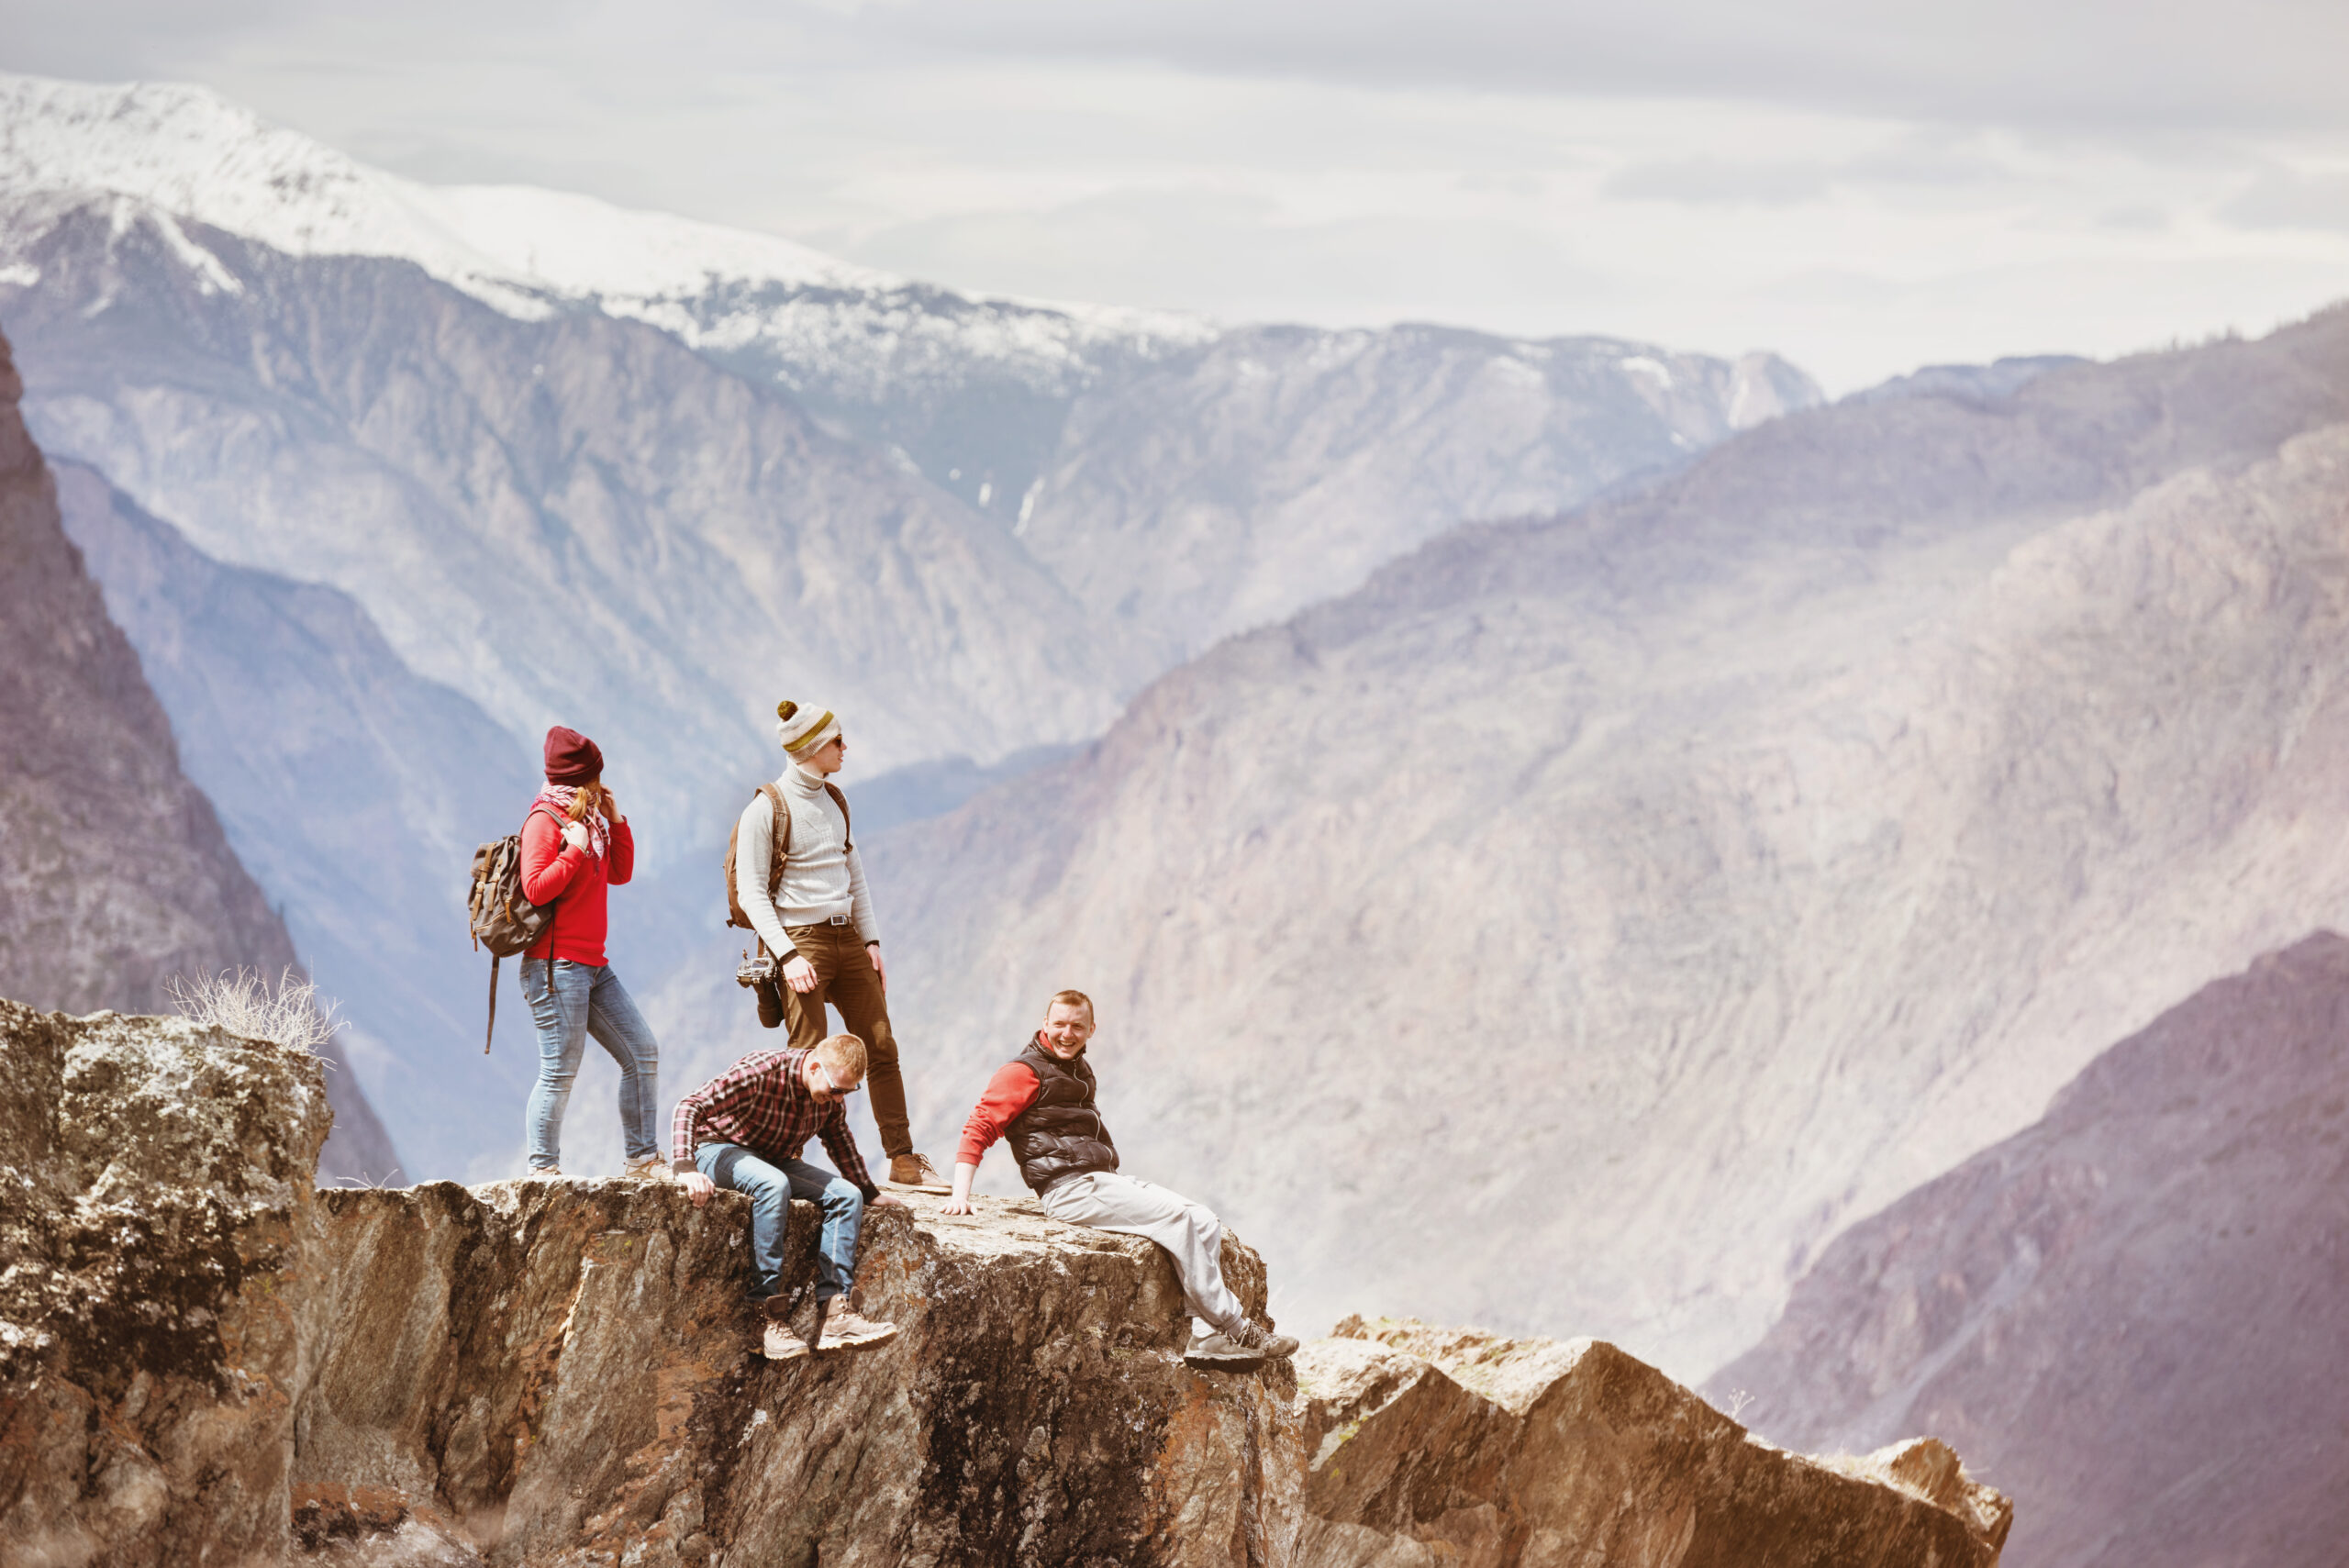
[670, 1046, 877, 1196]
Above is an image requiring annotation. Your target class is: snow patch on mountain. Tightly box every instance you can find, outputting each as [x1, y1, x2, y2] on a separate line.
[0, 71, 1213, 388]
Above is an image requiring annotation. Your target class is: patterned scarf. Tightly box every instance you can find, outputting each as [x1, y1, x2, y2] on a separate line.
[533, 785, 610, 860]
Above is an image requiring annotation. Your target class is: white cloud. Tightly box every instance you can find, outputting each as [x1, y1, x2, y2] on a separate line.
[2225, 165, 2349, 236]
[2, 0, 2344, 391]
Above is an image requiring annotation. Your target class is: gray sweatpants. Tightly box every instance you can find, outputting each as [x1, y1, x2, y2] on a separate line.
[1039, 1171, 1244, 1331]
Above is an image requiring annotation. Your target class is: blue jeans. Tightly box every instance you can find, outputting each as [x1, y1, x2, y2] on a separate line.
[520, 959, 661, 1168]
[696, 1142, 864, 1304]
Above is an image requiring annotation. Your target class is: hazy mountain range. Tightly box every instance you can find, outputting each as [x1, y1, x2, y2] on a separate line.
[0, 71, 1812, 1184]
[869, 306, 2349, 1375]
[7, 62, 2349, 1567]
[50, 461, 539, 1172]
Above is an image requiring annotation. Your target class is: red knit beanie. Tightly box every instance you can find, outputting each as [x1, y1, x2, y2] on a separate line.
[543, 726, 604, 784]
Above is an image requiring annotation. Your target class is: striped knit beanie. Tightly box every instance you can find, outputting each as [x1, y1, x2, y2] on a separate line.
[776, 700, 841, 757]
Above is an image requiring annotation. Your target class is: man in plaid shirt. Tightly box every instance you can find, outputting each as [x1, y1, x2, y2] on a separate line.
[674, 1032, 906, 1360]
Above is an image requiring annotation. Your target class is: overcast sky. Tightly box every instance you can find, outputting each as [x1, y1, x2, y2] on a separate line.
[6, 0, 2346, 390]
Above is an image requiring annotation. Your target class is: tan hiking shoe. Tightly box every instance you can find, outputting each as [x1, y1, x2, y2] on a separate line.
[887, 1152, 952, 1194]
[818, 1309, 899, 1351]
[762, 1320, 810, 1362]
[622, 1154, 674, 1183]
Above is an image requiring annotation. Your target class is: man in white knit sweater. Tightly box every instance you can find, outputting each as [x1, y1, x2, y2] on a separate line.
[731, 699, 949, 1192]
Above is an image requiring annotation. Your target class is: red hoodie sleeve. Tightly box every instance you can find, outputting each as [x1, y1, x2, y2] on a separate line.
[606, 817, 635, 886]
[519, 807, 585, 904]
[957, 1062, 1041, 1167]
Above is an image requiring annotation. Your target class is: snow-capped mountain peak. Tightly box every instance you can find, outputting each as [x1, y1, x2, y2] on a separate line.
[0, 70, 1210, 360]
[0, 72, 903, 310]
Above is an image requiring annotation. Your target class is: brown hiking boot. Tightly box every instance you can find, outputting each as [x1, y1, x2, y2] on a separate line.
[818, 1309, 899, 1351]
[758, 1295, 811, 1361]
[622, 1154, 674, 1183]
[887, 1152, 952, 1194]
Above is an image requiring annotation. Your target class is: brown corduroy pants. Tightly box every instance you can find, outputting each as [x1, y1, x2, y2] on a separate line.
[782, 921, 911, 1157]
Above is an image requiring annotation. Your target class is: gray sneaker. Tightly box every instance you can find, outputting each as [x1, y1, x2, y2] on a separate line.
[1186, 1317, 1297, 1369]
[1230, 1318, 1299, 1360]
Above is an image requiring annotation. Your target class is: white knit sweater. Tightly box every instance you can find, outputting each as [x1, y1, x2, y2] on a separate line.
[734, 765, 878, 959]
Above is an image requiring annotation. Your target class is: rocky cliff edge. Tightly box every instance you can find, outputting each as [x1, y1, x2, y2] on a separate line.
[0, 1000, 2008, 1566]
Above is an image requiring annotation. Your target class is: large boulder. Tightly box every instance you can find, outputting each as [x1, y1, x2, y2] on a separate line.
[285, 1180, 1297, 1567]
[0, 1000, 333, 1564]
[1297, 1318, 2010, 1568]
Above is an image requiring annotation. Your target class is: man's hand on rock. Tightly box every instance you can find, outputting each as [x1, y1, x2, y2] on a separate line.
[870, 1192, 907, 1209]
[783, 955, 818, 994]
[680, 1170, 715, 1208]
[941, 1160, 981, 1216]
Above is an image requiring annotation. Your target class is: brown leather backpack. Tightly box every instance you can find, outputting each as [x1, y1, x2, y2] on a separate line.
[466, 803, 562, 1054]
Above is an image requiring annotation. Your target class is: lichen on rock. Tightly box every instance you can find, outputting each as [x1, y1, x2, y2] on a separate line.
[0, 998, 332, 1565]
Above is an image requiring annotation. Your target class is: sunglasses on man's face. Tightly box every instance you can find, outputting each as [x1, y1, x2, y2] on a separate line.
[812, 1061, 863, 1097]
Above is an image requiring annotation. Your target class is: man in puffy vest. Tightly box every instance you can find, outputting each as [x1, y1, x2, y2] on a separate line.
[941, 989, 1297, 1369]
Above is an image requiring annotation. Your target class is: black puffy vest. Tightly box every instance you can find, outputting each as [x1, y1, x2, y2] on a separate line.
[1007, 1039, 1119, 1195]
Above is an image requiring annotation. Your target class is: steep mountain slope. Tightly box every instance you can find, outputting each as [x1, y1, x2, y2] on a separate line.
[1020, 324, 1815, 667]
[0, 206, 1123, 858]
[0, 324, 395, 1181]
[52, 462, 539, 1180]
[871, 307, 2349, 1374]
[0, 69, 1816, 1190]
[1710, 933, 2349, 1568]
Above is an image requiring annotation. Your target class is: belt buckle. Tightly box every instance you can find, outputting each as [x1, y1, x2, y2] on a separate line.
[828, 913, 851, 926]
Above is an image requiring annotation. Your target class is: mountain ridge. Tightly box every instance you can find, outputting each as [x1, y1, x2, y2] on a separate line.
[867, 304, 2349, 1375]
[0, 67, 1817, 545]
[0, 320, 397, 1183]
[51, 460, 538, 1182]
[1711, 931, 2349, 1568]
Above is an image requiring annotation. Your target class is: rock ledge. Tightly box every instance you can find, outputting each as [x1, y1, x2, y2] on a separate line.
[0, 1003, 2008, 1566]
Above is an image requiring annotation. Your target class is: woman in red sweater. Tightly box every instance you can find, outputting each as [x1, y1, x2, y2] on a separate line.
[518, 725, 666, 1179]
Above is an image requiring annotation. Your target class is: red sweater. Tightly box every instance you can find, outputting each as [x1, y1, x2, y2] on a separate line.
[956, 1052, 1046, 1168]
[519, 807, 635, 966]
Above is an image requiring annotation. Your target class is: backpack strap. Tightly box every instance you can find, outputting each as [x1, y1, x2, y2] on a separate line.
[825, 781, 852, 851]
[761, 783, 791, 903]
